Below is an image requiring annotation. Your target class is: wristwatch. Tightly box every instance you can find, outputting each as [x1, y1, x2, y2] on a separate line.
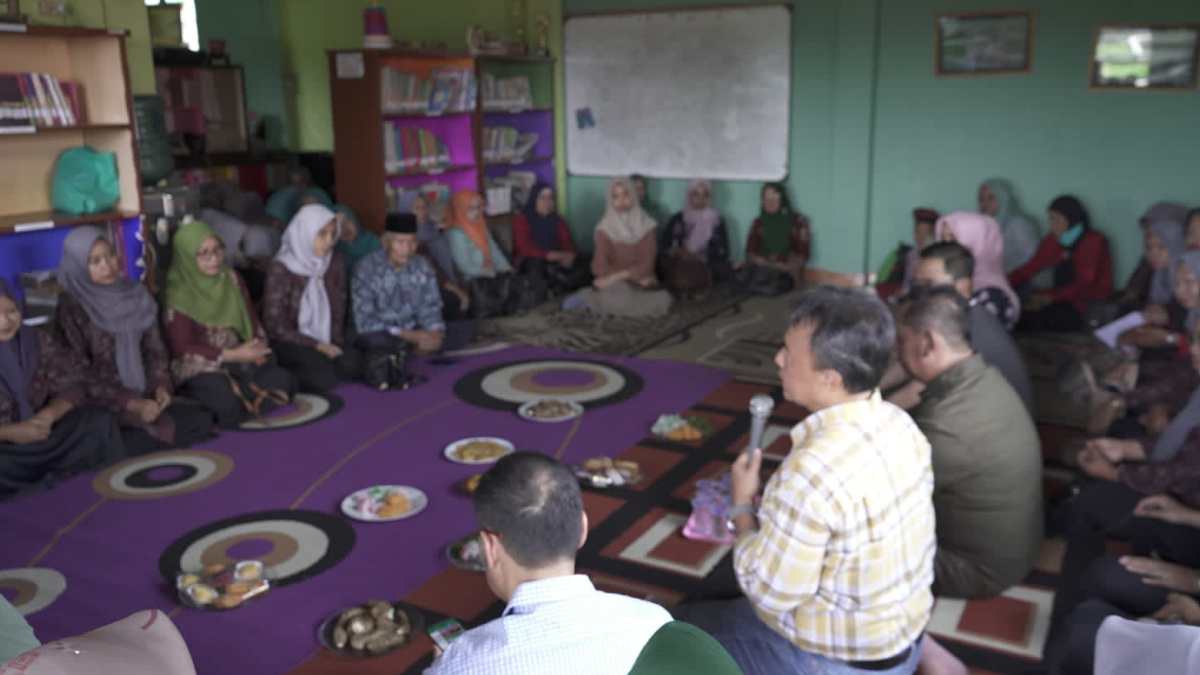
[725, 504, 756, 534]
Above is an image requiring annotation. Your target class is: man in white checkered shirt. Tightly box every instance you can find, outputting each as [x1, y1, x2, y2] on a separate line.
[425, 452, 671, 675]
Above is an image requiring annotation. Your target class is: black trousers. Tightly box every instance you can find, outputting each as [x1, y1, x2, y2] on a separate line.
[121, 402, 216, 454]
[0, 406, 125, 499]
[178, 365, 297, 429]
[272, 341, 364, 393]
[1017, 301, 1085, 332]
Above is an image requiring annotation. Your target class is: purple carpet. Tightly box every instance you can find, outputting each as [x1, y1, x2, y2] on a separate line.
[0, 346, 727, 674]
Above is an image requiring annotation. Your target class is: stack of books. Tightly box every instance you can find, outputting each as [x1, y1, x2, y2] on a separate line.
[482, 126, 539, 163]
[382, 124, 453, 174]
[0, 72, 86, 133]
[380, 66, 476, 116]
[480, 74, 532, 111]
[380, 69, 431, 114]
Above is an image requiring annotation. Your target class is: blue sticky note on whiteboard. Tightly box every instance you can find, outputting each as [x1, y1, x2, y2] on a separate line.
[575, 108, 595, 130]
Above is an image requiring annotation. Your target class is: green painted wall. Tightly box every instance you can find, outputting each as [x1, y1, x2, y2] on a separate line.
[276, 0, 512, 151]
[868, 0, 1200, 282]
[564, 0, 1200, 281]
[19, 0, 156, 95]
[196, 0, 289, 148]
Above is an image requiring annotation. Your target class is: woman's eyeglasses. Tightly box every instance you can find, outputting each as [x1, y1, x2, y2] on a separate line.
[196, 244, 225, 261]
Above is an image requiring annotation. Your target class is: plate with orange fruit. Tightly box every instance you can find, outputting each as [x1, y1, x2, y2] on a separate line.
[341, 485, 428, 522]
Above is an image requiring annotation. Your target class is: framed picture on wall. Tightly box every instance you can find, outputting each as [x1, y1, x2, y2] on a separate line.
[936, 11, 1034, 75]
[1090, 25, 1199, 90]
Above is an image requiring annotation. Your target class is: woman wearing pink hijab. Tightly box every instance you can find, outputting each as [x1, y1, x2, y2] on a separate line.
[937, 211, 1021, 329]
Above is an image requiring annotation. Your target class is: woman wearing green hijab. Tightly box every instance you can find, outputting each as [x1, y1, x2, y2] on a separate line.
[162, 220, 296, 428]
[744, 182, 811, 286]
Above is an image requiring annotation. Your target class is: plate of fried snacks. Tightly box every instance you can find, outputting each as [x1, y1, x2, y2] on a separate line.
[176, 559, 270, 610]
[517, 398, 584, 423]
[651, 414, 713, 442]
[573, 457, 641, 488]
[341, 485, 428, 522]
[443, 437, 515, 465]
[445, 531, 487, 572]
[318, 599, 425, 657]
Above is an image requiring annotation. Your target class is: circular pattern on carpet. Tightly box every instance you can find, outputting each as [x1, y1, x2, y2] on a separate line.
[454, 359, 644, 411]
[0, 568, 66, 616]
[238, 393, 343, 432]
[158, 510, 354, 587]
[93, 450, 234, 500]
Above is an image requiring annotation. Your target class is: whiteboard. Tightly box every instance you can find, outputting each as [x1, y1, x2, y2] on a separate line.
[565, 6, 791, 181]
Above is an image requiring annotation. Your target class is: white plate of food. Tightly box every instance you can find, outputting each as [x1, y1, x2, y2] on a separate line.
[340, 485, 428, 522]
[443, 437, 515, 465]
[445, 532, 487, 572]
[517, 398, 585, 424]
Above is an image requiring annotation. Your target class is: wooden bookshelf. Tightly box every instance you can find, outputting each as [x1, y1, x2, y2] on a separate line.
[328, 49, 555, 234]
[0, 25, 142, 233]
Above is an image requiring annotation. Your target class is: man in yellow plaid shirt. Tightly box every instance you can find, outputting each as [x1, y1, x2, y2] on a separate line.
[682, 286, 935, 674]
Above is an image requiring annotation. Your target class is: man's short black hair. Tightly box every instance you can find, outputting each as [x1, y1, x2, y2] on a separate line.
[787, 286, 895, 393]
[919, 241, 974, 281]
[900, 285, 972, 351]
[472, 452, 583, 568]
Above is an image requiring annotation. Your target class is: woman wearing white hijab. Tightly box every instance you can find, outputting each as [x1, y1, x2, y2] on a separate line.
[263, 204, 364, 392]
[564, 177, 671, 317]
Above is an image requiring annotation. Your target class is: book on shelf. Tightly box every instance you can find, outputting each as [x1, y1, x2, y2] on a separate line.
[482, 125, 539, 163]
[382, 124, 453, 174]
[480, 73, 533, 111]
[381, 66, 476, 116]
[0, 72, 86, 131]
[0, 73, 35, 134]
[385, 181, 451, 219]
[486, 170, 539, 214]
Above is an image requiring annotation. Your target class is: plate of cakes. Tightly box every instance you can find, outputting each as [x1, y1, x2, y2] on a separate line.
[176, 560, 270, 610]
[341, 485, 428, 522]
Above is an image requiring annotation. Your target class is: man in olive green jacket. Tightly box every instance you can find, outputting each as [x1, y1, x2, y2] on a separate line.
[898, 287, 1043, 598]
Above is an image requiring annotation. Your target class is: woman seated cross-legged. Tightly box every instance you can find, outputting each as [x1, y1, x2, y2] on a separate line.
[163, 221, 297, 428]
[659, 179, 732, 294]
[0, 280, 126, 499]
[564, 177, 671, 318]
[741, 182, 811, 289]
[512, 182, 590, 295]
[264, 204, 364, 393]
[54, 227, 214, 453]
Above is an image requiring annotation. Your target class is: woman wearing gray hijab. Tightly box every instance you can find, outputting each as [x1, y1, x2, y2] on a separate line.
[978, 178, 1041, 274]
[54, 227, 213, 451]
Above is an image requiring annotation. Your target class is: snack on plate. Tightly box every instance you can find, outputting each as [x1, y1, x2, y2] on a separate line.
[651, 414, 710, 441]
[374, 490, 411, 518]
[576, 457, 640, 488]
[523, 399, 580, 419]
[447, 532, 486, 572]
[453, 440, 510, 462]
[176, 561, 270, 611]
[328, 600, 414, 655]
[463, 474, 483, 494]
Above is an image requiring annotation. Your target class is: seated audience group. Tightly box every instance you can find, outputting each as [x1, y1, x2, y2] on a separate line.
[9, 168, 1200, 675]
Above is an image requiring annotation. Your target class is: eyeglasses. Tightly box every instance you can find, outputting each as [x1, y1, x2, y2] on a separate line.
[196, 244, 225, 260]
